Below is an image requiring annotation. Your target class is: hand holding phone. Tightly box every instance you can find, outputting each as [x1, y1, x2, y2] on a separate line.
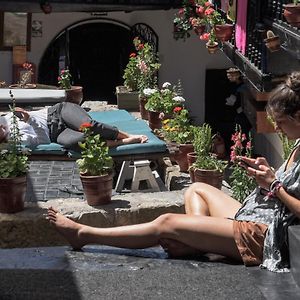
[236, 157, 257, 170]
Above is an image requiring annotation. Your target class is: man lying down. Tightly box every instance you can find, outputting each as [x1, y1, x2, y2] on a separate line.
[0, 102, 148, 150]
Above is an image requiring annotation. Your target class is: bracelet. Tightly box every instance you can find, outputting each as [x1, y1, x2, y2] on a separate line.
[267, 179, 283, 198]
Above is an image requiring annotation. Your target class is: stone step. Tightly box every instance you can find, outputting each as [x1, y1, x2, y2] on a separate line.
[288, 225, 300, 288]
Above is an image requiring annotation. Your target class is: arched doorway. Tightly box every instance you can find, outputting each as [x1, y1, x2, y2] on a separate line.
[38, 19, 133, 104]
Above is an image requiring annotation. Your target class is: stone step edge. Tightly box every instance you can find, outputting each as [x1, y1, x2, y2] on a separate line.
[0, 190, 186, 249]
[288, 225, 300, 288]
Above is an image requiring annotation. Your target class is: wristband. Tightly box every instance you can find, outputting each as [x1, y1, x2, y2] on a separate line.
[267, 179, 283, 198]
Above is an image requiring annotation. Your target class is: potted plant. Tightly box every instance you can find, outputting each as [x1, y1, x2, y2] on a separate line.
[229, 126, 256, 202]
[145, 81, 185, 130]
[58, 69, 83, 105]
[205, 32, 219, 54]
[264, 30, 281, 52]
[76, 122, 114, 206]
[0, 90, 29, 213]
[9, 62, 36, 89]
[192, 123, 227, 189]
[161, 106, 195, 172]
[283, 0, 300, 28]
[122, 37, 160, 119]
[117, 52, 140, 110]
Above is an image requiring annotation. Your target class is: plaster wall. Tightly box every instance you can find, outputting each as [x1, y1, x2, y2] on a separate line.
[0, 9, 232, 124]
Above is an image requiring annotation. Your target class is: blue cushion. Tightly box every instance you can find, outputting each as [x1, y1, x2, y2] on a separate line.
[30, 109, 167, 157]
[88, 110, 135, 124]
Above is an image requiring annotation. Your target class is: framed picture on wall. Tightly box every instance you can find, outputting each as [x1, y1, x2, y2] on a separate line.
[0, 12, 31, 51]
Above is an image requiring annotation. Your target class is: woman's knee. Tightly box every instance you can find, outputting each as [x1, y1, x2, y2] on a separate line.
[152, 213, 178, 236]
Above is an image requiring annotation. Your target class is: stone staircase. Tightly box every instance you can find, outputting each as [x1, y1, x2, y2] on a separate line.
[289, 225, 300, 289]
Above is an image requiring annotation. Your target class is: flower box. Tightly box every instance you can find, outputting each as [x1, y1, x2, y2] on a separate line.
[116, 86, 139, 111]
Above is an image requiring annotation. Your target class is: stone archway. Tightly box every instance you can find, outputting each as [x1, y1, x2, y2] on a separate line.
[38, 19, 133, 104]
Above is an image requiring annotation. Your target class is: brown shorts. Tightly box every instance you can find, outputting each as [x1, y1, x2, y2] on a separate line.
[233, 220, 268, 266]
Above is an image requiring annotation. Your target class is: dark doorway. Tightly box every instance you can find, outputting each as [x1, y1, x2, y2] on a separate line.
[38, 21, 133, 104]
[205, 69, 238, 153]
[205, 69, 252, 153]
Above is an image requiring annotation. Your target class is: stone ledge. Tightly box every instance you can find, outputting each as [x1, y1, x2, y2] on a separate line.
[0, 190, 186, 249]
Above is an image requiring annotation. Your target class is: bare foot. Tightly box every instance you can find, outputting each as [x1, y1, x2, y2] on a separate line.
[47, 207, 85, 250]
[159, 238, 203, 258]
[123, 134, 148, 145]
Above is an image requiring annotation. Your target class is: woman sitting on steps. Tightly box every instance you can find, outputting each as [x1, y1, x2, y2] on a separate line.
[47, 72, 300, 272]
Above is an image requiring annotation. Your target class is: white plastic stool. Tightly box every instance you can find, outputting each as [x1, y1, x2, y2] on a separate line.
[115, 160, 161, 193]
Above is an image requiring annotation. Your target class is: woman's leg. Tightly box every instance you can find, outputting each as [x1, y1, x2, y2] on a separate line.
[47, 208, 242, 262]
[60, 102, 119, 140]
[160, 183, 242, 257]
[184, 182, 242, 217]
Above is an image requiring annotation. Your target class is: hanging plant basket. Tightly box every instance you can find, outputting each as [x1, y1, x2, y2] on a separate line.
[206, 41, 219, 54]
[283, 4, 300, 28]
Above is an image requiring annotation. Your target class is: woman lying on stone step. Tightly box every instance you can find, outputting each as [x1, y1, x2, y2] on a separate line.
[0, 102, 148, 150]
[47, 72, 300, 272]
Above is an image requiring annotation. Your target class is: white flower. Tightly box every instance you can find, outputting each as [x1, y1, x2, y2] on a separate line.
[173, 96, 185, 102]
[162, 82, 171, 88]
[143, 88, 157, 96]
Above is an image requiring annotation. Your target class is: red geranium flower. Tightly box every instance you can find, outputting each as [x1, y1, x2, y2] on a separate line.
[138, 44, 144, 50]
[79, 122, 93, 131]
[130, 53, 136, 58]
[173, 106, 183, 113]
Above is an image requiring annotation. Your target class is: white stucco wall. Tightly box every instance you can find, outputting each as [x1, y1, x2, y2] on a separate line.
[0, 9, 232, 124]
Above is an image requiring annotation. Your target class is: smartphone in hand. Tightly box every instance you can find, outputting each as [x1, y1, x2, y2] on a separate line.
[236, 158, 256, 169]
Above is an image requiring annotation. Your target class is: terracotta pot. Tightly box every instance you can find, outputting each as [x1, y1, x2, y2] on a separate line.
[264, 36, 280, 52]
[194, 168, 224, 190]
[148, 110, 162, 131]
[65, 86, 83, 105]
[0, 176, 27, 213]
[206, 41, 219, 54]
[80, 173, 113, 206]
[173, 144, 194, 172]
[139, 95, 148, 120]
[193, 25, 206, 36]
[215, 24, 234, 42]
[187, 152, 197, 183]
[283, 4, 300, 28]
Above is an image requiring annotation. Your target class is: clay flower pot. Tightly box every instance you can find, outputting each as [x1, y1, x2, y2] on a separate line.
[80, 173, 113, 206]
[206, 41, 219, 54]
[283, 3, 300, 28]
[194, 168, 224, 190]
[65, 86, 83, 105]
[173, 144, 194, 172]
[187, 152, 198, 183]
[0, 176, 27, 213]
[193, 25, 206, 36]
[215, 24, 234, 42]
[264, 30, 280, 52]
[148, 110, 162, 131]
[139, 95, 149, 120]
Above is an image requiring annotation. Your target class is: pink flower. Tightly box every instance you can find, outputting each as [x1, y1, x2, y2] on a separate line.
[138, 60, 148, 74]
[61, 70, 65, 74]
[205, 8, 215, 15]
[230, 150, 236, 162]
[58, 76, 61, 81]
[200, 33, 210, 41]
[196, 6, 205, 15]
[204, 1, 211, 7]
[246, 141, 252, 149]
[130, 53, 136, 58]
[179, 8, 184, 15]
